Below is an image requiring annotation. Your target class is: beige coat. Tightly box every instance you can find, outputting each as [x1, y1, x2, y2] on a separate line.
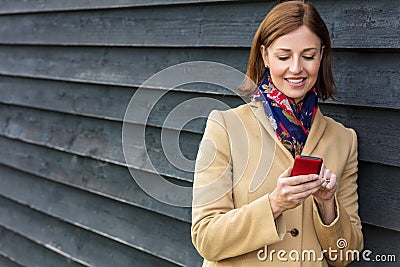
[191, 101, 363, 266]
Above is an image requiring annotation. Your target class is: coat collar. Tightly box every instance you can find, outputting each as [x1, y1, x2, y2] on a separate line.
[249, 101, 327, 160]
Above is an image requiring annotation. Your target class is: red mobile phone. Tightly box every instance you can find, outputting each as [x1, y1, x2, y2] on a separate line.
[291, 155, 323, 176]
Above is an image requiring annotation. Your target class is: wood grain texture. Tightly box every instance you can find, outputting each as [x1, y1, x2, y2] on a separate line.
[0, 75, 397, 132]
[1, 134, 398, 231]
[319, 104, 400, 167]
[1, 101, 398, 169]
[0, 254, 20, 267]
[348, 224, 399, 267]
[0, 165, 203, 266]
[0, 136, 192, 223]
[0, 76, 245, 133]
[0, 75, 136, 121]
[0, 0, 398, 266]
[0, 0, 236, 14]
[0, 103, 202, 181]
[0, 46, 245, 95]
[0, 225, 85, 267]
[0, 47, 399, 110]
[0, 195, 179, 267]
[0, 1, 398, 48]
[357, 162, 400, 231]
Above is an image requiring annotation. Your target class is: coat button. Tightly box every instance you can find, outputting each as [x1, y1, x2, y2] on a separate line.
[290, 228, 299, 237]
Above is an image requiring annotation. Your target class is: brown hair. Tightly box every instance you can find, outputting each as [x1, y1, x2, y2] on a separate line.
[242, 0, 336, 100]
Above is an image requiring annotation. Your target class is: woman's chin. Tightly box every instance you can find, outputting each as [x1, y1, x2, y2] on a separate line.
[282, 90, 307, 102]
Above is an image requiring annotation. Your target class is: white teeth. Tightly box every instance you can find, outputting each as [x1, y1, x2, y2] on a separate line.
[287, 78, 304, 83]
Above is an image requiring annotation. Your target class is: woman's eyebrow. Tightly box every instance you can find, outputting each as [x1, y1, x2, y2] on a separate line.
[303, 48, 318, 52]
[275, 47, 318, 52]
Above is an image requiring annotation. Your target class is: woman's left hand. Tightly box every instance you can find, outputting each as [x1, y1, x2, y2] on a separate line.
[312, 164, 337, 203]
[312, 165, 338, 224]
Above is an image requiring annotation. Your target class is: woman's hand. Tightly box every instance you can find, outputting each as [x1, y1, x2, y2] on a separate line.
[269, 167, 324, 219]
[312, 164, 338, 225]
[313, 164, 337, 203]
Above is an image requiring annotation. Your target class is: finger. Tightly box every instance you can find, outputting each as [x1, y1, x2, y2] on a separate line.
[318, 164, 327, 186]
[319, 164, 326, 178]
[326, 173, 337, 190]
[323, 168, 332, 184]
[289, 178, 323, 194]
[291, 184, 322, 200]
[324, 168, 331, 179]
[280, 167, 293, 178]
[320, 180, 328, 189]
[286, 174, 319, 186]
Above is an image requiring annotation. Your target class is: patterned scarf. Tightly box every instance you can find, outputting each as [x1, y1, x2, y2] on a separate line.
[252, 70, 318, 157]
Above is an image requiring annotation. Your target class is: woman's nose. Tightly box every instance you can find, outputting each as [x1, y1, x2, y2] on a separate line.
[289, 59, 302, 73]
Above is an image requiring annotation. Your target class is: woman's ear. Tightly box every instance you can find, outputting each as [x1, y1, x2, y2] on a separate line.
[260, 45, 269, 67]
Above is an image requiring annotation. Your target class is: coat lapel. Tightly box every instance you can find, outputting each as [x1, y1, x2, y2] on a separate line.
[249, 101, 293, 162]
[249, 101, 327, 160]
[249, 101, 275, 138]
[302, 109, 326, 156]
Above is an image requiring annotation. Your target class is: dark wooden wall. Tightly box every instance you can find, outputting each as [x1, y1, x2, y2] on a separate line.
[0, 0, 398, 266]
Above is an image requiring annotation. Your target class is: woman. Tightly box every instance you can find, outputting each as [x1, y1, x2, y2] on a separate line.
[191, 1, 363, 266]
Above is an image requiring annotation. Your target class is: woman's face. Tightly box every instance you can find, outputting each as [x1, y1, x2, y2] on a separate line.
[261, 25, 323, 103]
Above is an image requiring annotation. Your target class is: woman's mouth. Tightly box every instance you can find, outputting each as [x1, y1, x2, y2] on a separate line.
[285, 77, 307, 87]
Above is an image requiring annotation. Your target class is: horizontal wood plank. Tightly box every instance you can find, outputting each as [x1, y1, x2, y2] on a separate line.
[349, 223, 399, 266]
[0, 254, 20, 267]
[0, 46, 244, 95]
[0, 225, 85, 267]
[357, 162, 400, 231]
[0, 103, 201, 181]
[0, 0, 236, 14]
[0, 76, 134, 121]
[0, 195, 179, 267]
[0, 1, 398, 48]
[0, 165, 203, 266]
[0, 102, 124, 166]
[319, 104, 400, 167]
[0, 136, 192, 222]
[0, 47, 399, 110]
[329, 51, 400, 110]
[0, 76, 246, 133]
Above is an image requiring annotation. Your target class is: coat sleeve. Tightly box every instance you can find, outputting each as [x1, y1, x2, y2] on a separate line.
[312, 128, 364, 267]
[191, 110, 286, 262]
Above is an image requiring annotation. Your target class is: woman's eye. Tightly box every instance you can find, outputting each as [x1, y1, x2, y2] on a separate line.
[303, 55, 316, 60]
[278, 56, 289, 61]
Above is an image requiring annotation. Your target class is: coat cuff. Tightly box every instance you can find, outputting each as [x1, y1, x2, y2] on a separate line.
[312, 195, 340, 228]
[263, 193, 286, 242]
[312, 195, 352, 246]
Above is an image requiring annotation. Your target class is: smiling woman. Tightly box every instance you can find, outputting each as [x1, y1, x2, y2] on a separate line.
[261, 26, 323, 103]
[191, 1, 363, 267]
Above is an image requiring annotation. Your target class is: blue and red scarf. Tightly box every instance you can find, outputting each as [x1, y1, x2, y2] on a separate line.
[252, 70, 318, 157]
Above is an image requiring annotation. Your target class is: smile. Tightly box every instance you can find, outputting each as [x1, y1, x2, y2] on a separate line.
[285, 78, 307, 87]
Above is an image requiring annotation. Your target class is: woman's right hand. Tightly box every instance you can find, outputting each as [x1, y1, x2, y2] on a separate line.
[268, 167, 324, 219]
